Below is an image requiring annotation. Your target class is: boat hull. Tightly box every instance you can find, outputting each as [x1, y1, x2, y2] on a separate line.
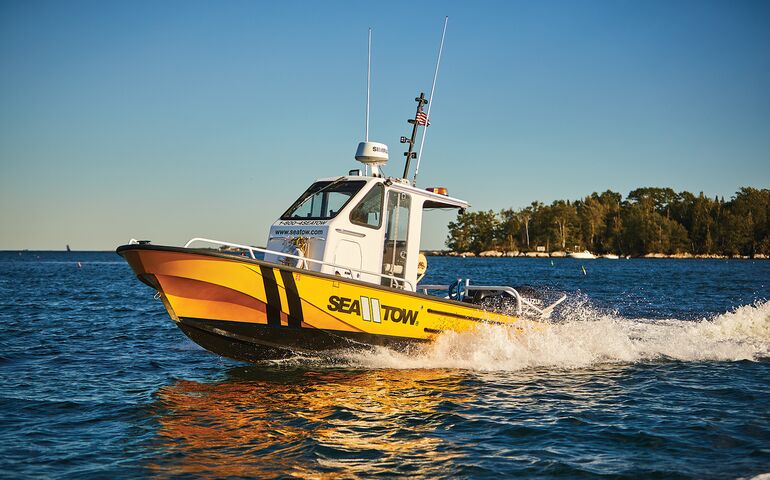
[568, 252, 597, 259]
[117, 245, 524, 362]
[176, 317, 422, 363]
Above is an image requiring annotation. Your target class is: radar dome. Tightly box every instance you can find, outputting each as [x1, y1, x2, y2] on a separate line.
[355, 141, 388, 165]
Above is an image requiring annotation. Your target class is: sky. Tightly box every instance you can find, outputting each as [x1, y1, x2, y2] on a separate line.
[1, 0, 769, 250]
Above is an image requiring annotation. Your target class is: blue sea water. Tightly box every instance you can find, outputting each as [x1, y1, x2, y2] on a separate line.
[1, 251, 769, 479]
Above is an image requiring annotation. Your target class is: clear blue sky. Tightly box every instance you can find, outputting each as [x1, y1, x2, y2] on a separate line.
[1, 0, 769, 250]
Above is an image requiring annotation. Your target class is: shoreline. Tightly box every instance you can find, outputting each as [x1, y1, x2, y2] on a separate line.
[2, 250, 767, 261]
[422, 250, 769, 260]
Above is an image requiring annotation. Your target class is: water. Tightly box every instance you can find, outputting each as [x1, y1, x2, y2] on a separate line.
[1, 251, 769, 479]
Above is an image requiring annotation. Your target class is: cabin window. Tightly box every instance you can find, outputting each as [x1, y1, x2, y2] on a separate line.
[349, 183, 384, 229]
[281, 180, 366, 220]
[382, 191, 411, 286]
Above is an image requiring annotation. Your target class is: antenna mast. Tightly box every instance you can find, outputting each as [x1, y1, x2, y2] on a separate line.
[401, 93, 427, 179]
[355, 28, 389, 178]
[365, 28, 371, 142]
[413, 16, 448, 186]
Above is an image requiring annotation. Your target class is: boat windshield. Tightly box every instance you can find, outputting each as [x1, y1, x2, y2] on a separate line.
[281, 180, 367, 220]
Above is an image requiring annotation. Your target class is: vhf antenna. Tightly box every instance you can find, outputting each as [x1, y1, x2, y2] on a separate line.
[412, 16, 448, 186]
[364, 28, 372, 175]
[355, 28, 389, 178]
[365, 28, 371, 142]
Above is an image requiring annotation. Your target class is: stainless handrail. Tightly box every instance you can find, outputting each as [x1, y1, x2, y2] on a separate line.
[464, 285, 524, 316]
[183, 237, 415, 291]
[419, 282, 566, 318]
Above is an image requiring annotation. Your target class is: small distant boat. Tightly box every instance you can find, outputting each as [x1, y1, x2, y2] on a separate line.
[601, 254, 620, 260]
[568, 250, 596, 259]
[66, 244, 71, 252]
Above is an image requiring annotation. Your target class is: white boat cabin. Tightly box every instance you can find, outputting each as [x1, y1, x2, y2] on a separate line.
[264, 174, 468, 291]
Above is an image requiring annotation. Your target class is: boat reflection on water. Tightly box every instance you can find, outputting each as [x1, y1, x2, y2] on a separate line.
[147, 367, 473, 478]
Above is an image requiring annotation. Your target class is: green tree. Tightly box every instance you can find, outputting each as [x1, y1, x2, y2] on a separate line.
[628, 187, 678, 219]
[550, 200, 579, 251]
[444, 186, 767, 257]
[598, 191, 623, 254]
[730, 188, 770, 256]
[577, 193, 607, 251]
[518, 205, 534, 249]
[498, 208, 521, 252]
[446, 210, 500, 254]
[688, 193, 716, 254]
[446, 212, 472, 253]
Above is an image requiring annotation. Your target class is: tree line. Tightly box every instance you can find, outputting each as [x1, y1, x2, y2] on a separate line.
[446, 187, 770, 257]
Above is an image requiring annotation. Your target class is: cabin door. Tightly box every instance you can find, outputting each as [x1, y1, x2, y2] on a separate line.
[333, 239, 362, 278]
[381, 191, 411, 287]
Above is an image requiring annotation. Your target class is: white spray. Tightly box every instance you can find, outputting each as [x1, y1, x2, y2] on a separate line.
[343, 300, 770, 371]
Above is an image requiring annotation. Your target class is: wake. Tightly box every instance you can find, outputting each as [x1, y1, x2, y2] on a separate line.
[344, 300, 770, 371]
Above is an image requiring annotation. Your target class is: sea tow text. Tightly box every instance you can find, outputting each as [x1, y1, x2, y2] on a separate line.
[327, 295, 419, 325]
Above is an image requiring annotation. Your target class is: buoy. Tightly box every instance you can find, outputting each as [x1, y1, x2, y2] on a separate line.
[581, 265, 587, 275]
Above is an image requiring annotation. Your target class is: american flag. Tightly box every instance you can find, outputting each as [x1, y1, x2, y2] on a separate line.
[415, 110, 430, 126]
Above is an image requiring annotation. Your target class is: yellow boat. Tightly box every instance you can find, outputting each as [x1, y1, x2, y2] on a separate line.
[118, 94, 565, 363]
